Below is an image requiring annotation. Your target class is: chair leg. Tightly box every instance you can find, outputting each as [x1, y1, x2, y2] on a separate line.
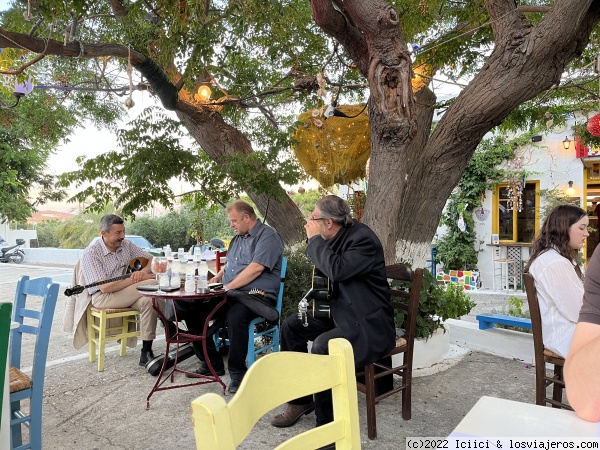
[364, 364, 378, 440]
[119, 316, 129, 357]
[247, 325, 256, 368]
[30, 388, 43, 449]
[10, 400, 23, 449]
[98, 311, 107, 372]
[272, 325, 280, 353]
[401, 359, 412, 420]
[87, 310, 97, 364]
[552, 364, 564, 407]
[535, 363, 546, 406]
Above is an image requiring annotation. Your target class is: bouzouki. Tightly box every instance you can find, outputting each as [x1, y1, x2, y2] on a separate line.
[64, 257, 149, 297]
[298, 266, 332, 327]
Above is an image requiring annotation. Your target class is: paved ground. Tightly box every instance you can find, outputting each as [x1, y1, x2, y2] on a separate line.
[2, 263, 539, 450]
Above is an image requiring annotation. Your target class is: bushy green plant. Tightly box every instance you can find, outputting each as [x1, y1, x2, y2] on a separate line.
[280, 246, 314, 321]
[492, 296, 532, 333]
[394, 268, 476, 339]
[31, 220, 61, 247]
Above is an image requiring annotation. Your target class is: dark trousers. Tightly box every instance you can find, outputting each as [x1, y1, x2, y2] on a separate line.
[175, 296, 258, 381]
[280, 313, 341, 426]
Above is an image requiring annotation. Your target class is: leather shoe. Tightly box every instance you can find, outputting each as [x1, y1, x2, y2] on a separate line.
[139, 349, 155, 366]
[271, 402, 315, 427]
[185, 361, 225, 377]
[228, 378, 242, 394]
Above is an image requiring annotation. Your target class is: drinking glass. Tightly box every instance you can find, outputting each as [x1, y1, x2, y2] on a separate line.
[150, 257, 169, 294]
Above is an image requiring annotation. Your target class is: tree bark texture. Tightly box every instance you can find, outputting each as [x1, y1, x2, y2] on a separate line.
[311, 0, 600, 265]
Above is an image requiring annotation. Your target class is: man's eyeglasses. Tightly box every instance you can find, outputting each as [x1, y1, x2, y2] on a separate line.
[310, 217, 327, 221]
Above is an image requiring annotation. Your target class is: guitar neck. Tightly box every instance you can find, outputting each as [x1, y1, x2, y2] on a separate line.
[83, 272, 133, 290]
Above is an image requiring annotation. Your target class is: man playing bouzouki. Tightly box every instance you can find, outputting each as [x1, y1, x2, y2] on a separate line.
[271, 195, 396, 440]
[80, 214, 166, 367]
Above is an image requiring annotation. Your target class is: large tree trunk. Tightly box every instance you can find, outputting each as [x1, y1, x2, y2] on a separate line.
[312, 0, 600, 266]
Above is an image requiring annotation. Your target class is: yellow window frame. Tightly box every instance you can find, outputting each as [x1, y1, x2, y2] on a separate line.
[492, 180, 540, 243]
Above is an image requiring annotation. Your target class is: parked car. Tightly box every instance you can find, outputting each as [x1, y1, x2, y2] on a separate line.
[0, 236, 9, 247]
[88, 235, 160, 252]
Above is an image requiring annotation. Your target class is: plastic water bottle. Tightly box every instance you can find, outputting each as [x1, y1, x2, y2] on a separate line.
[197, 259, 209, 294]
[184, 260, 196, 293]
[170, 259, 181, 289]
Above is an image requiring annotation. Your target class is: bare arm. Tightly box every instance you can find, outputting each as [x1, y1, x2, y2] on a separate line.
[565, 322, 600, 421]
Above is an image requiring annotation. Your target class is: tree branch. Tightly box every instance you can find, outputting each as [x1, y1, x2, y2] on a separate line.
[310, 0, 369, 76]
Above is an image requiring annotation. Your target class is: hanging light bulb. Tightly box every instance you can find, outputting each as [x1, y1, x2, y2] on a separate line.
[562, 136, 571, 150]
[195, 84, 212, 103]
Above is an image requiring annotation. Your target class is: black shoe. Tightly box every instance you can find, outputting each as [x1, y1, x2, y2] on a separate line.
[228, 378, 242, 394]
[139, 349, 155, 366]
[185, 361, 225, 377]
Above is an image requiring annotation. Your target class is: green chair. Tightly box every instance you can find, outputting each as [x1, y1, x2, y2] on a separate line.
[0, 302, 12, 433]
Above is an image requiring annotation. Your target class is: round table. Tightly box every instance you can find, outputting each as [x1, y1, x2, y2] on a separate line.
[138, 288, 227, 408]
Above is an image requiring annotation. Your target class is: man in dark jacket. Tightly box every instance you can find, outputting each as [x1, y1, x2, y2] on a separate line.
[271, 195, 396, 429]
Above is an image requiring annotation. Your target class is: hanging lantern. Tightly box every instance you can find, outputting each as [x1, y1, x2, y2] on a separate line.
[587, 113, 600, 137]
[292, 105, 370, 188]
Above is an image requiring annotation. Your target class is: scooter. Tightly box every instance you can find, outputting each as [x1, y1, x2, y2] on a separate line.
[0, 239, 25, 264]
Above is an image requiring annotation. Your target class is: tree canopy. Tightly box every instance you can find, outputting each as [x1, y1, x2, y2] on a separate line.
[1, 0, 600, 262]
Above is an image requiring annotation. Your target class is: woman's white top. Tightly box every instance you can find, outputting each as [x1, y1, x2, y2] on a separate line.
[528, 248, 584, 358]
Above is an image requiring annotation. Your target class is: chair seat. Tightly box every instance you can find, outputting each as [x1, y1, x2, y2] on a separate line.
[9, 365, 32, 393]
[495, 258, 517, 263]
[543, 349, 562, 359]
[90, 306, 138, 314]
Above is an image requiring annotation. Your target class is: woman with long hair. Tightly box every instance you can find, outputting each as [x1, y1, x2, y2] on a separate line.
[525, 204, 589, 357]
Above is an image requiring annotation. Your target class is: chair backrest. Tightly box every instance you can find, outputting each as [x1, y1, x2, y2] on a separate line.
[10, 276, 60, 379]
[216, 250, 227, 273]
[386, 264, 424, 352]
[523, 273, 546, 370]
[274, 257, 288, 315]
[191, 338, 361, 450]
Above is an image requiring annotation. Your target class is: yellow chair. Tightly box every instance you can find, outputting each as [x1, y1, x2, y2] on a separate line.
[87, 305, 140, 372]
[191, 338, 361, 450]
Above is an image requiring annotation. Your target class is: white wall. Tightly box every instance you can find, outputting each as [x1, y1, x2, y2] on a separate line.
[22, 248, 85, 265]
[473, 126, 583, 289]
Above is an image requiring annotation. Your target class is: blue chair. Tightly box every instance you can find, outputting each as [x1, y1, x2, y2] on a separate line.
[9, 276, 59, 450]
[214, 257, 287, 367]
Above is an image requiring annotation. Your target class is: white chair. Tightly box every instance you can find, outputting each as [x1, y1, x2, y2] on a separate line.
[491, 246, 518, 291]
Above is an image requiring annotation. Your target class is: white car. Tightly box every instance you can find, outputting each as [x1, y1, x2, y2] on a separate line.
[88, 235, 157, 251]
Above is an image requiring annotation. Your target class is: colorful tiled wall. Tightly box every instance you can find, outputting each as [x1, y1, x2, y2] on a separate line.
[436, 269, 479, 290]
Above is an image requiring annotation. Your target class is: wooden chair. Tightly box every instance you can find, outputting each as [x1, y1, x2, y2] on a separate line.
[87, 305, 141, 372]
[71, 259, 141, 372]
[10, 276, 59, 450]
[356, 264, 424, 440]
[216, 250, 227, 272]
[523, 273, 573, 410]
[191, 338, 360, 450]
[492, 246, 518, 291]
[213, 257, 288, 367]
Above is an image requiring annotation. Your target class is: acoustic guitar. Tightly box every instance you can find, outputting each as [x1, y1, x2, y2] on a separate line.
[298, 266, 332, 327]
[64, 257, 149, 297]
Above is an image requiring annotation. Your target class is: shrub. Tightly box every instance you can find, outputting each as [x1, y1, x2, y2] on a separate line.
[394, 267, 476, 340]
